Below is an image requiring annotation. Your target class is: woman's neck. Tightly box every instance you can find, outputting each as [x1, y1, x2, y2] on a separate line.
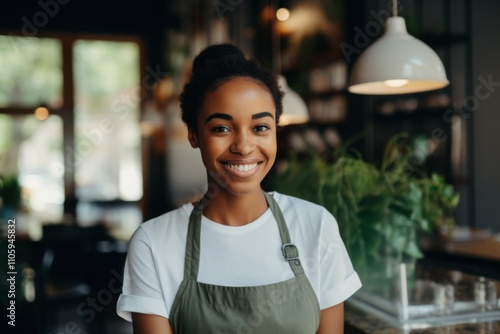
[201, 189, 268, 226]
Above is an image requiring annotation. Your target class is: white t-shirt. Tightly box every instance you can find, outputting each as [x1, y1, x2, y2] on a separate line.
[116, 192, 362, 321]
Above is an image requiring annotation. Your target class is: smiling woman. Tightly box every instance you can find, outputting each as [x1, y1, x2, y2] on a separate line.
[116, 43, 362, 334]
[189, 77, 277, 200]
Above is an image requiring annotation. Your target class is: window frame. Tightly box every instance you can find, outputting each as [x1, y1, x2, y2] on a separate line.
[0, 32, 146, 220]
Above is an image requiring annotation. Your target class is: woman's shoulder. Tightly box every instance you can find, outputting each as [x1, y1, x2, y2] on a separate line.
[132, 202, 193, 241]
[271, 191, 341, 244]
[271, 191, 336, 227]
[272, 191, 329, 214]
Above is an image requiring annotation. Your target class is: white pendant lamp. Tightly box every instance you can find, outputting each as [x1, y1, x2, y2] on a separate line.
[348, 1, 449, 95]
[271, 0, 309, 126]
[277, 75, 309, 126]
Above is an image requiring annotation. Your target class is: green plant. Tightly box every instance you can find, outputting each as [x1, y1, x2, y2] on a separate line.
[270, 133, 459, 279]
[0, 174, 22, 210]
[418, 173, 460, 234]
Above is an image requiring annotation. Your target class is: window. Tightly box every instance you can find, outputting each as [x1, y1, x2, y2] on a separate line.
[0, 36, 62, 108]
[73, 40, 142, 201]
[0, 35, 143, 230]
[0, 114, 64, 223]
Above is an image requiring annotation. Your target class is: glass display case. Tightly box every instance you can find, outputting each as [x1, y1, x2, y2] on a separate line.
[347, 261, 500, 330]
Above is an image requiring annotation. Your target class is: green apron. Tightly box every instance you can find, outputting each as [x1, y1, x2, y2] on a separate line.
[169, 192, 320, 333]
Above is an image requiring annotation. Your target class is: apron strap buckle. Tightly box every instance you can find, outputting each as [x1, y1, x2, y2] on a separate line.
[282, 243, 300, 261]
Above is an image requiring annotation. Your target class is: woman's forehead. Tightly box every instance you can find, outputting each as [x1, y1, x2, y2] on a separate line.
[205, 78, 274, 106]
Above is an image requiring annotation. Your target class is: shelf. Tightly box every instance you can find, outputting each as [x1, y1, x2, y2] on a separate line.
[417, 33, 470, 48]
[281, 50, 343, 73]
[373, 107, 454, 122]
[304, 88, 348, 100]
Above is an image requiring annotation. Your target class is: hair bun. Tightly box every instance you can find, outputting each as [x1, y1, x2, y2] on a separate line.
[192, 43, 245, 75]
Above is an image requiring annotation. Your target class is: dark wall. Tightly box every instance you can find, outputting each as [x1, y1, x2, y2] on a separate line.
[0, 0, 171, 68]
[0, 0, 176, 219]
[471, 0, 500, 233]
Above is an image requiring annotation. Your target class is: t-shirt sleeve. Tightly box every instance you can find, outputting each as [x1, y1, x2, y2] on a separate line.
[116, 226, 169, 321]
[318, 208, 362, 309]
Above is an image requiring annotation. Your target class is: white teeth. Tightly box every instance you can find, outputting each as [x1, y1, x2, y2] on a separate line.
[226, 163, 257, 172]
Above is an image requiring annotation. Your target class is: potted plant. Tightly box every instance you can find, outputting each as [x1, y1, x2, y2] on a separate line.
[269, 133, 460, 284]
[0, 174, 22, 220]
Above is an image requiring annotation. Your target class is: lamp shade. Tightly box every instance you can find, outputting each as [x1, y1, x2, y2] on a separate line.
[277, 75, 309, 126]
[348, 17, 449, 95]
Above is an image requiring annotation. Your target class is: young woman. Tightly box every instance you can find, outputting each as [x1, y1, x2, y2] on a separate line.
[117, 43, 362, 334]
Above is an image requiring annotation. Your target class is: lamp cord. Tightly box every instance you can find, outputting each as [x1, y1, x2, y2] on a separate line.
[393, 0, 398, 17]
[272, 0, 281, 75]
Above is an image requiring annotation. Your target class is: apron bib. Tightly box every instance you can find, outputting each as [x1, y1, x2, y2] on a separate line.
[169, 192, 320, 333]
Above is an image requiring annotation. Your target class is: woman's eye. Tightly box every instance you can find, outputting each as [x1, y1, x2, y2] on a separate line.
[254, 124, 270, 132]
[212, 125, 230, 133]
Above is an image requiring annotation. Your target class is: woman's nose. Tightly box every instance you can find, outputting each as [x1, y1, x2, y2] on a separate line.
[230, 131, 255, 155]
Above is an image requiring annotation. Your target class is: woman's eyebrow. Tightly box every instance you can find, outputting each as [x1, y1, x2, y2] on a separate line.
[252, 111, 274, 120]
[205, 111, 274, 123]
[205, 113, 232, 123]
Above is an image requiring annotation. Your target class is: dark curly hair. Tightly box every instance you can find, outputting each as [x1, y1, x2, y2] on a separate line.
[179, 43, 284, 130]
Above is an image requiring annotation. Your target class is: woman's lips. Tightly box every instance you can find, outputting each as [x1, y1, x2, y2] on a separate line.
[225, 163, 258, 172]
[222, 162, 260, 177]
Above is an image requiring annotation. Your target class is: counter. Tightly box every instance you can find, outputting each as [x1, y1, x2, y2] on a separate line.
[419, 230, 500, 280]
[345, 302, 500, 334]
[344, 229, 500, 333]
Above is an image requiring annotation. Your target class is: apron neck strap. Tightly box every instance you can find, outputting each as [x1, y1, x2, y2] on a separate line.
[184, 200, 203, 281]
[184, 192, 304, 280]
[264, 192, 304, 276]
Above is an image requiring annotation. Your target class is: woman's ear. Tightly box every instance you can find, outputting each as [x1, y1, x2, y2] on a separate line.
[188, 128, 199, 148]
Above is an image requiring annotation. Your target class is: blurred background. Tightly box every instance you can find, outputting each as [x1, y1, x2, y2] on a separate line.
[0, 0, 499, 333]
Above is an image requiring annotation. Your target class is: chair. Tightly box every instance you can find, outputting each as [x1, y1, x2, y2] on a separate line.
[37, 224, 111, 334]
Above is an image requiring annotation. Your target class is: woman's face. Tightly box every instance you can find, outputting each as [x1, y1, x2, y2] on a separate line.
[189, 77, 277, 197]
